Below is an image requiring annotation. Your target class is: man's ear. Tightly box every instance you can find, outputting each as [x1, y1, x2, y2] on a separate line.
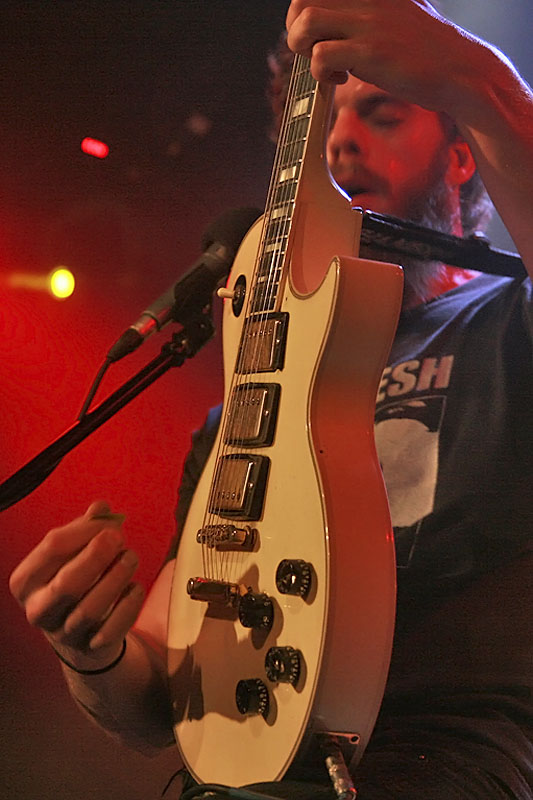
[446, 138, 476, 186]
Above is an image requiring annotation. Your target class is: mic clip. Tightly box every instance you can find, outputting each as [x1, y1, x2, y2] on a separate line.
[167, 306, 215, 362]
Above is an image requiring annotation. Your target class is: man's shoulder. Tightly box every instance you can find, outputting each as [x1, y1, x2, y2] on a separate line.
[439, 272, 529, 308]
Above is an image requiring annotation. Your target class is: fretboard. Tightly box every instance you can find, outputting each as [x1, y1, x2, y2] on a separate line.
[250, 56, 317, 314]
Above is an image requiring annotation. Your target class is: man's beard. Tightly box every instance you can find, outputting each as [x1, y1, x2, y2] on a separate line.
[359, 160, 460, 309]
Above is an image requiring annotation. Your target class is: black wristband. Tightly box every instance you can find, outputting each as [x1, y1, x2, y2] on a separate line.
[51, 638, 127, 675]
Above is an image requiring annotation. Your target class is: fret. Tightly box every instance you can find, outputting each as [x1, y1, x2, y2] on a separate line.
[264, 239, 287, 255]
[286, 116, 310, 143]
[256, 276, 281, 292]
[293, 66, 315, 98]
[251, 268, 283, 312]
[278, 164, 300, 183]
[271, 202, 293, 219]
[255, 267, 283, 285]
[257, 254, 272, 277]
[291, 95, 312, 118]
[263, 243, 288, 259]
[250, 283, 279, 313]
[277, 139, 305, 171]
[273, 180, 298, 206]
[265, 217, 291, 243]
[257, 253, 284, 277]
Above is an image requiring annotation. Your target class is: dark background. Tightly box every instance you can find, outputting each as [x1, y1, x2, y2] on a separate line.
[1, 2, 531, 799]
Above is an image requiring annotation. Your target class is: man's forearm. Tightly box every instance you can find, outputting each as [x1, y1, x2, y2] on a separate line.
[447, 39, 533, 275]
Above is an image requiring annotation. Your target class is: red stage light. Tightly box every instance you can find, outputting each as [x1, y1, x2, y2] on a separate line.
[81, 137, 109, 159]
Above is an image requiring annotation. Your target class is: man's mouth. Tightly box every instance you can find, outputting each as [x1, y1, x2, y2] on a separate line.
[332, 165, 387, 200]
[335, 177, 380, 200]
[347, 186, 372, 197]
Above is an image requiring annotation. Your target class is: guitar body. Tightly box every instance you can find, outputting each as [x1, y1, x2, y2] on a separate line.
[167, 211, 403, 784]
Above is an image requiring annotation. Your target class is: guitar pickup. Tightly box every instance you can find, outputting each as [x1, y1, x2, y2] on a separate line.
[237, 312, 289, 374]
[209, 454, 269, 520]
[225, 383, 280, 447]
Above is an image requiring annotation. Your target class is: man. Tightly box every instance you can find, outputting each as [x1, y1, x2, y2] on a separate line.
[9, 1, 533, 797]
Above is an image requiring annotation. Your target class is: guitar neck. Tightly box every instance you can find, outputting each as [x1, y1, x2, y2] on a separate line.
[249, 56, 342, 315]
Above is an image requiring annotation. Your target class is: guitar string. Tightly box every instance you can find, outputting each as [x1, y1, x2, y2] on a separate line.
[214, 54, 306, 587]
[216, 54, 305, 585]
[195, 58, 297, 583]
[227, 54, 313, 588]
[199, 55, 313, 588]
[219, 56, 315, 588]
[211, 55, 312, 587]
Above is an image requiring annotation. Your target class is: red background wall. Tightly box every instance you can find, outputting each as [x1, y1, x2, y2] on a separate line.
[0, 2, 530, 799]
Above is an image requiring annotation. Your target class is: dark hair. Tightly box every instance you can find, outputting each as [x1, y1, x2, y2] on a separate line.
[267, 34, 493, 236]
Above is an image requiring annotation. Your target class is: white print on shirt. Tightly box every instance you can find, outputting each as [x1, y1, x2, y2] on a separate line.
[374, 356, 454, 561]
[377, 355, 454, 403]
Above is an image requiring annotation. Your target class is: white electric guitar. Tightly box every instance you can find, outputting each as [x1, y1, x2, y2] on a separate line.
[167, 52, 403, 786]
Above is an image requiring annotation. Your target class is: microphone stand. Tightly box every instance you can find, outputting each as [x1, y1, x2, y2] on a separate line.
[0, 312, 214, 512]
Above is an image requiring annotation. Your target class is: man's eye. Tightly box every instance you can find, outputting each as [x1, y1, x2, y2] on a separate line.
[372, 115, 403, 128]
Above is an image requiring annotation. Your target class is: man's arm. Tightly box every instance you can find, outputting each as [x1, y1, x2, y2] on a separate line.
[9, 502, 178, 756]
[59, 560, 178, 755]
[286, 0, 533, 275]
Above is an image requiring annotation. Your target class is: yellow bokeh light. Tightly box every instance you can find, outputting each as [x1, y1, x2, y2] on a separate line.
[49, 268, 75, 299]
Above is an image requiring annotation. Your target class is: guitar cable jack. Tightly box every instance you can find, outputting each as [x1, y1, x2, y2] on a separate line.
[320, 734, 358, 800]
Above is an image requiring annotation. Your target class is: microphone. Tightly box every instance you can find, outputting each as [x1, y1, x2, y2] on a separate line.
[107, 206, 261, 362]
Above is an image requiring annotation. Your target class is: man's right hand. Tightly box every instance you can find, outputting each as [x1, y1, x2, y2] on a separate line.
[9, 500, 145, 672]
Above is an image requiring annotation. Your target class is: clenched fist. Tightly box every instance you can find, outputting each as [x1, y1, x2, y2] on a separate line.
[9, 501, 145, 671]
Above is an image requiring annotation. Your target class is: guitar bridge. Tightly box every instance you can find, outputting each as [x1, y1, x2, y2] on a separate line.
[187, 577, 240, 607]
[196, 524, 257, 551]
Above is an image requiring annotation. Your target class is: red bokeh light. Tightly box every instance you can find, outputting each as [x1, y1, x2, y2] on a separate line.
[81, 137, 110, 159]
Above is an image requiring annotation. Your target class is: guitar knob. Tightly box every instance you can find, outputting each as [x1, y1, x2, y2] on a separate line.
[265, 646, 301, 685]
[238, 591, 274, 630]
[235, 679, 269, 716]
[276, 559, 312, 598]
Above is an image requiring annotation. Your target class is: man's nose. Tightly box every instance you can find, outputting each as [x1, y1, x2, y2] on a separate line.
[327, 109, 366, 164]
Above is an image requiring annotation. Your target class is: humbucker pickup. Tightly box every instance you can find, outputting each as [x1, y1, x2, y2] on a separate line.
[225, 383, 281, 447]
[209, 454, 269, 520]
[237, 312, 289, 374]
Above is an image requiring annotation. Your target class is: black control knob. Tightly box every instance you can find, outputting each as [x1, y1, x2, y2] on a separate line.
[238, 591, 274, 630]
[235, 679, 269, 716]
[276, 559, 312, 598]
[265, 646, 301, 685]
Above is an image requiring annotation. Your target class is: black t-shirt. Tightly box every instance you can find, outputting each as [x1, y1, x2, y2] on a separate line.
[373, 273, 533, 693]
[377, 272, 533, 585]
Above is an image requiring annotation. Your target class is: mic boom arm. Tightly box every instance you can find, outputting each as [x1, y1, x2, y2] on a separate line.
[0, 314, 214, 512]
